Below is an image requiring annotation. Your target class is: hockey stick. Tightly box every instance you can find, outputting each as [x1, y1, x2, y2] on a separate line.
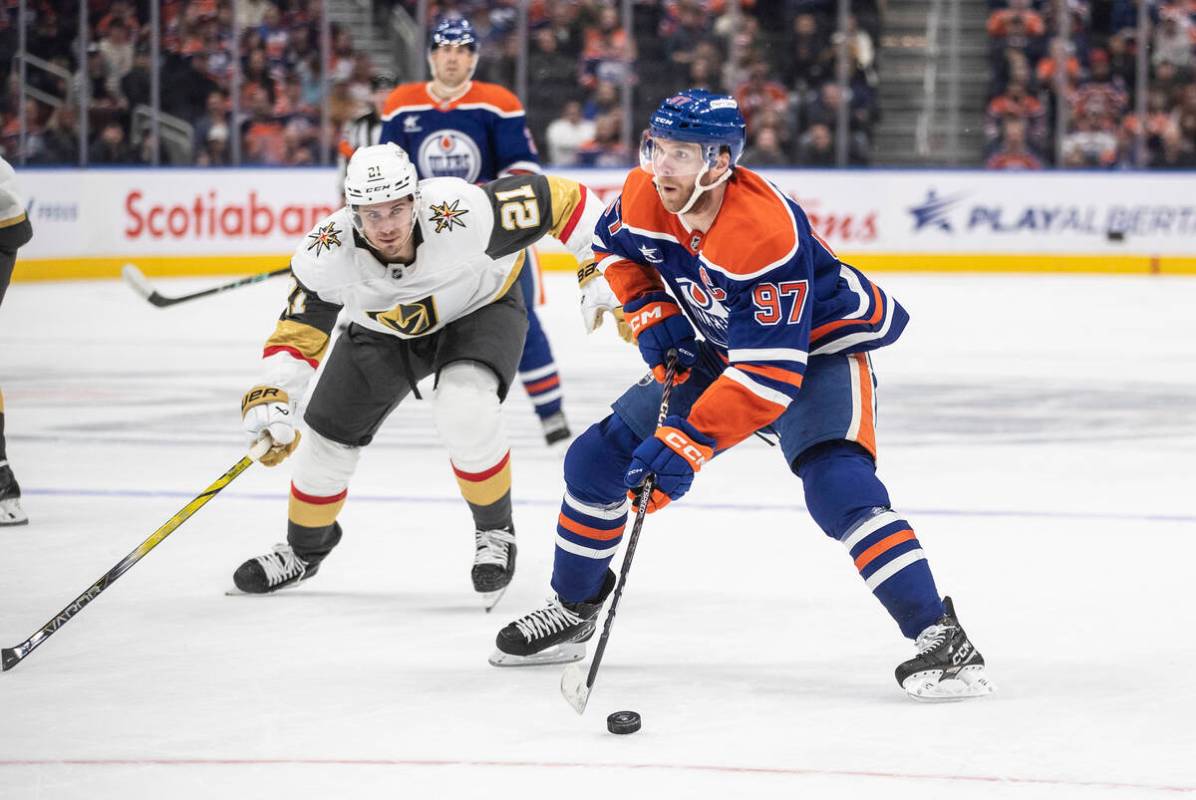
[0, 438, 271, 672]
[122, 263, 291, 308]
[561, 352, 679, 715]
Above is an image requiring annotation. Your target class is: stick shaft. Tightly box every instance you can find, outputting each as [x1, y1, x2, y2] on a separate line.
[1, 455, 256, 671]
[582, 357, 679, 692]
[134, 266, 291, 307]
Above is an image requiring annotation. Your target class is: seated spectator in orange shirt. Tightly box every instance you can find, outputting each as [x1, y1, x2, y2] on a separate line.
[1072, 49, 1128, 126]
[987, 0, 1045, 37]
[734, 61, 790, 130]
[986, 117, 1044, 170]
[1036, 38, 1081, 87]
[985, 78, 1046, 149]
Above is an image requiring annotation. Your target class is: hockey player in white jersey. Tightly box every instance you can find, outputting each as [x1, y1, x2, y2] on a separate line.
[232, 143, 616, 607]
[0, 156, 33, 526]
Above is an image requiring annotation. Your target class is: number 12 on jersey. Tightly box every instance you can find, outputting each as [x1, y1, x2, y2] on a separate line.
[753, 280, 809, 325]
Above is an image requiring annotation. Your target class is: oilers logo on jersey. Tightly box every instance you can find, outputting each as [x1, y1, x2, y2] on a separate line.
[674, 276, 728, 346]
[419, 130, 483, 182]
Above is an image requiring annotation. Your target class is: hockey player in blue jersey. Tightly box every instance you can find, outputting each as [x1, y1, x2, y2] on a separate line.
[490, 90, 995, 700]
[379, 18, 573, 446]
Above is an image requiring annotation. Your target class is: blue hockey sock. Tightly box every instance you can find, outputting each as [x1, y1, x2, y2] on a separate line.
[795, 441, 944, 639]
[550, 415, 640, 603]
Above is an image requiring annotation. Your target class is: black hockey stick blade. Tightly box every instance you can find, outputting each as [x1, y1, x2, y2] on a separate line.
[121, 263, 290, 308]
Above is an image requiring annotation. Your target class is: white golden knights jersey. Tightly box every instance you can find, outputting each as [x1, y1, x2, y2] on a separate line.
[259, 173, 603, 400]
[0, 156, 28, 230]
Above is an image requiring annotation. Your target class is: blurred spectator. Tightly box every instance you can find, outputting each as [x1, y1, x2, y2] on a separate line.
[783, 13, 834, 91]
[733, 60, 789, 130]
[662, 0, 715, 68]
[90, 121, 135, 164]
[194, 90, 229, 149]
[34, 105, 79, 165]
[1120, 88, 1173, 164]
[797, 123, 837, 166]
[985, 78, 1047, 151]
[582, 80, 620, 121]
[1152, 124, 1196, 169]
[242, 86, 286, 165]
[120, 46, 154, 111]
[804, 82, 873, 150]
[196, 123, 232, 166]
[545, 100, 596, 166]
[986, 117, 1045, 169]
[575, 111, 632, 167]
[1035, 38, 1081, 88]
[741, 125, 789, 166]
[1061, 108, 1118, 167]
[1072, 49, 1128, 126]
[987, 0, 1046, 40]
[580, 6, 635, 91]
[99, 20, 136, 99]
[236, 0, 273, 31]
[1153, 9, 1193, 69]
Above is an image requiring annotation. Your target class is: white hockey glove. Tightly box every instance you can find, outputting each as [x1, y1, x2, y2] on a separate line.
[577, 258, 633, 343]
[241, 385, 302, 467]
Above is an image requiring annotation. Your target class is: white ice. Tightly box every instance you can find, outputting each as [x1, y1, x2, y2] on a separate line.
[1, 271, 1194, 799]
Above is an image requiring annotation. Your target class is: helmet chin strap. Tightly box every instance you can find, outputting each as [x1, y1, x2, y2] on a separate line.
[665, 162, 732, 216]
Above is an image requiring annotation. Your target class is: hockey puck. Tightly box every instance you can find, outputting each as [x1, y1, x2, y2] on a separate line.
[606, 710, 641, 735]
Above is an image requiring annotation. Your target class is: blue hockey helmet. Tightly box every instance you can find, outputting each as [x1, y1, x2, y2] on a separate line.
[430, 17, 478, 52]
[643, 89, 747, 172]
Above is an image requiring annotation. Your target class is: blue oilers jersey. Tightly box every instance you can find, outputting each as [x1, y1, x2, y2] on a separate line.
[595, 167, 908, 450]
[379, 81, 540, 183]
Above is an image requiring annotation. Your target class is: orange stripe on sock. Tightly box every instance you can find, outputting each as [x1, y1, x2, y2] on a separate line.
[854, 529, 915, 571]
[524, 375, 560, 394]
[558, 513, 625, 541]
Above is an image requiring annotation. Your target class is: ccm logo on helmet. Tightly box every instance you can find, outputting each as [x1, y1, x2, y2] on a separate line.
[663, 431, 708, 467]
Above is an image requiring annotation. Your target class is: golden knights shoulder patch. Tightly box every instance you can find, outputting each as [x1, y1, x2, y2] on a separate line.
[428, 199, 469, 233]
[367, 295, 439, 336]
[306, 222, 343, 256]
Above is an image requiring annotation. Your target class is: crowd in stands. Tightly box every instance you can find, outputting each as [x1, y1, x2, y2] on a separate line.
[985, 0, 1196, 169]
[0, 0, 883, 168]
[0, 0, 381, 165]
[407, 0, 883, 167]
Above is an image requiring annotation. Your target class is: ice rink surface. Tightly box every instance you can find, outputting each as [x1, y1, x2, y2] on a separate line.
[1, 270, 1193, 799]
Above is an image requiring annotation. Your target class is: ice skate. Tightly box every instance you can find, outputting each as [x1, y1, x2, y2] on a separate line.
[473, 525, 516, 611]
[540, 411, 571, 447]
[0, 462, 26, 527]
[229, 543, 319, 595]
[489, 571, 615, 666]
[896, 596, 995, 701]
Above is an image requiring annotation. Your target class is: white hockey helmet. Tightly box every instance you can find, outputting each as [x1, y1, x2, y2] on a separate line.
[344, 143, 420, 249]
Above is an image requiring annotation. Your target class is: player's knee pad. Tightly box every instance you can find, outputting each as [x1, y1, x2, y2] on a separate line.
[563, 414, 641, 504]
[291, 428, 362, 497]
[434, 360, 506, 470]
[793, 440, 892, 540]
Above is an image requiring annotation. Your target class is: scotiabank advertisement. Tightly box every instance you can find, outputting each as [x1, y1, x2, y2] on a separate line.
[14, 167, 1196, 274]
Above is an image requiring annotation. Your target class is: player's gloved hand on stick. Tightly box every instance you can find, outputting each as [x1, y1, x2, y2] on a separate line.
[241, 385, 302, 467]
[577, 258, 633, 343]
[622, 292, 698, 384]
[624, 416, 715, 512]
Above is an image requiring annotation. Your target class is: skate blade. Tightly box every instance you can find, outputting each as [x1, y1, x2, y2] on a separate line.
[480, 586, 509, 613]
[488, 642, 586, 667]
[904, 666, 996, 702]
[560, 661, 591, 715]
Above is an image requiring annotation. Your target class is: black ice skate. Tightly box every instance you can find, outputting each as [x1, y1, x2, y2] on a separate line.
[895, 596, 995, 701]
[540, 411, 571, 447]
[473, 525, 516, 612]
[0, 461, 27, 527]
[230, 543, 319, 595]
[489, 570, 615, 667]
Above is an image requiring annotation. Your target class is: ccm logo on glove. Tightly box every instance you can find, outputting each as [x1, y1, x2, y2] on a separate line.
[661, 429, 709, 468]
[625, 302, 675, 335]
